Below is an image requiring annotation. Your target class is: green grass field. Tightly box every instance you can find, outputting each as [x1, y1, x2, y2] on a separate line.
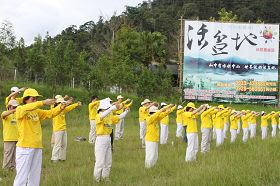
[0, 104, 280, 186]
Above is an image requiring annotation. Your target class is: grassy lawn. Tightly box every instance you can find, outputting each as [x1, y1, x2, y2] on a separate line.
[0, 103, 280, 186]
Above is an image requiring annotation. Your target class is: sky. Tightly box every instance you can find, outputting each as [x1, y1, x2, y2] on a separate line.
[0, 0, 144, 45]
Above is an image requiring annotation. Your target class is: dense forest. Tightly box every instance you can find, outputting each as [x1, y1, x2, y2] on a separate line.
[0, 0, 279, 97]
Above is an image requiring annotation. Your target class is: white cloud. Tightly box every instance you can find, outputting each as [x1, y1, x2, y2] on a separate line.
[0, 0, 143, 45]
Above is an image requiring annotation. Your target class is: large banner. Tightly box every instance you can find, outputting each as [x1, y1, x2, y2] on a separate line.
[183, 21, 279, 104]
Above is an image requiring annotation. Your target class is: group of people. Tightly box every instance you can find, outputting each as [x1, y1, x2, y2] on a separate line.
[138, 100, 280, 167]
[1, 86, 280, 185]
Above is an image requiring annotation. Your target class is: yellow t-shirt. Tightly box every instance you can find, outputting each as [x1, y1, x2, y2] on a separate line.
[139, 106, 149, 122]
[249, 114, 257, 124]
[52, 103, 79, 132]
[182, 112, 198, 133]
[261, 114, 272, 127]
[215, 109, 228, 129]
[1, 112, 18, 141]
[176, 109, 184, 124]
[230, 115, 239, 130]
[201, 107, 215, 129]
[95, 112, 120, 135]
[16, 101, 62, 148]
[88, 100, 100, 120]
[115, 101, 133, 115]
[145, 111, 169, 142]
[160, 106, 175, 125]
[241, 113, 252, 129]
[270, 111, 280, 125]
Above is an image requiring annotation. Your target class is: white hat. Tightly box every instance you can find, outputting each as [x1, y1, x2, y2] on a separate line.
[56, 97, 66, 103]
[141, 102, 144, 105]
[8, 99, 19, 107]
[55, 95, 63, 99]
[98, 98, 111, 110]
[143, 99, 151, 105]
[161, 102, 167, 107]
[231, 110, 236, 114]
[149, 105, 158, 113]
[10, 87, 19, 92]
[106, 97, 112, 102]
[177, 105, 183, 110]
[261, 111, 265, 115]
[117, 95, 124, 99]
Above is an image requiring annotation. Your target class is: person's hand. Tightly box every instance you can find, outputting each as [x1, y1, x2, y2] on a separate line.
[20, 87, 28, 92]
[60, 103, 67, 110]
[77, 101, 82, 106]
[64, 95, 69, 100]
[66, 99, 73, 105]
[115, 103, 123, 110]
[43, 99, 56, 106]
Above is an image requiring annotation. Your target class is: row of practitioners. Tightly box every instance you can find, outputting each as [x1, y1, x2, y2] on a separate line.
[138, 100, 280, 167]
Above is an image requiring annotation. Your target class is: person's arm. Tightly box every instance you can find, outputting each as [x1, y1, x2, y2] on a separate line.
[125, 100, 133, 108]
[1, 109, 16, 119]
[100, 105, 117, 119]
[6, 87, 27, 100]
[16, 101, 48, 120]
[201, 107, 215, 117]
[64, 102, 81, 113]
[37, 101, 67, 120]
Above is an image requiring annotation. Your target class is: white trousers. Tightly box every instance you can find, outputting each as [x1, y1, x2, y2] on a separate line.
[14, 147, 42, 186]
[212, 127, 216, 140]
[201, 128, 211, 153]
[237, 122, 241, 134]
[176, 123, 183, 138]
[261, 126, 268, 140]
[160, 124, 168, 144]
[223, 123, 229, 138]
[145, 141, 158, 168]
[51, 130, 67, 161]
[250, 124, 256, 138]
[272, 124, 277, 137]
[230, 129, 237, 143]
[94, 135, 112, 182]
[185, 133, 198, 162]
[242, 128, 249, 142]
[216, 129, 224, 147]
[89, 120, 96, 144]
[139, 121, 146, 146]
[115, 118, 124, 140]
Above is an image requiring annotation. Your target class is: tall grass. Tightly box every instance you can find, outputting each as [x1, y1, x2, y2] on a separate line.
[1, 102, 280, 185]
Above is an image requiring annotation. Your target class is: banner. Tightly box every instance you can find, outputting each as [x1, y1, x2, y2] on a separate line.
[183, 21, 279, 104]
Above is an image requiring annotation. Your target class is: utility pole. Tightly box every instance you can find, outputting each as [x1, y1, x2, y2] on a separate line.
[178, 16, 184, 92]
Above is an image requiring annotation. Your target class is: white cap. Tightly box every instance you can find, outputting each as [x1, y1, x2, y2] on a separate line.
[10, 87, 19, 92]
[56, 97, 66, 103]
[141, 102, 144, 105]
[8, 99, 19, 107]
[142, 99, 151, 105]
[261, 111, 265, 115]
[177, 105, 183, 110]
[161, 102, 167, 107]
[55, 95, 63, 99]
[117, 95, 124, 99]
[106, 97, 112, 102]
[149, 105, 158, 113]
[98, 98, 112, 110]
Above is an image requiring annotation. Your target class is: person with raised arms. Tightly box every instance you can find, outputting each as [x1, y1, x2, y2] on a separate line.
[88, 95, 99, 144]
[13, 88, 67, 186]
[249, 111, 260, 138]
[175, 105, 184, 138]
[261, 111, 273, 140]
[229, 110, 242, 143]
[145, 103, 174, 168]
[94, 98, 129, 182]
[223, 108, 231, 139]
[215, 105, 231, 146]
[138, 99, 152, 148]
[183, 102, 206, 162]
[270, 111, 280, 137]
[241, 110, 252, 143]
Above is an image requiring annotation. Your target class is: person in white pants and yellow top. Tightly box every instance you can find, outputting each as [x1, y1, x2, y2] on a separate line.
[223, 109, 231, 139]
[229, 111, 242, 143]
[94, 98, 129, 182]
[215, 105, 230, 147]
[114, 95, 133, 140]
[1, 99, 19, 170]
[241, 110, 252, 143]
[88, 96, 99, 144]
[183, 103, 206, 161]
[270, 111, 280, 137]
[261, 111, 273, 140]
[176, 105, 184, 138]
[160, 102, 176, 144]
[138, 99, 152, 148]
[249, 111, 259, 138]
[145, 104, 174, 168]
[200, 105, 217, 153]
[51, 97, 81, 162]
[13, 88, 66, 186]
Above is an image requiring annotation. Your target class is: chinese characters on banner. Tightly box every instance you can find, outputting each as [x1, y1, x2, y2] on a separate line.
[183, 21, 279, 104]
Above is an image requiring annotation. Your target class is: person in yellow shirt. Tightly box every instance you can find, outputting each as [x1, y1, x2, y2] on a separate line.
[241, 110, 252, 142]
[270, 111, 280, 137]
[138, 99, 152, 148]
[88, 95, 99, 144]
[1, 99, 19, 169]
[114, 95, 133, 140]
[183, 102, 206, 162]
[223, 108, 231, 139]
[94, 98, 129, 182]
[261, 111, 273, 140]
[13, 88, 67, 186]
[160, 102, 176, 144]
[200, 105, 217, 153]
[215, 105, 230, 146]
[145, 103, 174, 168]
[176, 105, 184, 138]
[51, 96, 82, 162]
[5, 86, 27, 108]
[249, 111, 260, 138]
[230, 111, 242, 143]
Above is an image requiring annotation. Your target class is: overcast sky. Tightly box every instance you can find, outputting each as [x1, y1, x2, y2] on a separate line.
[0, 0, 144, 45]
